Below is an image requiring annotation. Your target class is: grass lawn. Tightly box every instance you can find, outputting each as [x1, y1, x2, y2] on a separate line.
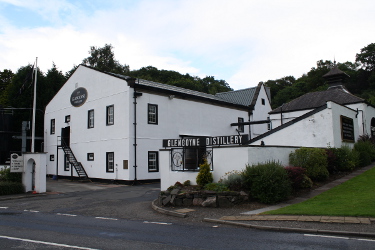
[263, 166, 375, 217]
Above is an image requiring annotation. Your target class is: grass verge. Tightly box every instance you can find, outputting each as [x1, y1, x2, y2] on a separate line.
[263, 166, 375, 217]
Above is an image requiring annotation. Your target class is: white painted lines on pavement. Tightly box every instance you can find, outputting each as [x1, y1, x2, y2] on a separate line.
[0, 207, 8, 209]
[0, 235, 99, 250]
[143, 221, 172, 225]
[304, 234, 375, 242]
[95, 216, 118, 221]
[57, 213, 78, 217]
[24, 210, 39, 213]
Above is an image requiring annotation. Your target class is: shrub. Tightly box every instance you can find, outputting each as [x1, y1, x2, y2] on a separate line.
[335, 145, 357, 172]
[219, 170, 245, 191]
[0, 182, 25, 195]
[242, 161, 292, 204]
[284, 166, 312, 190]
[204, 183, 229, 192]
[289, 148, 329, 181]
[325, 148, 339, 174]
[354, 140, 375, 167]
[0, 167, 22, 183]
[183, 180, 191, 186]
[196, 159, 213, 187]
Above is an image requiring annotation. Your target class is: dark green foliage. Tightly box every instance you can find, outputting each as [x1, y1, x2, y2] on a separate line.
[284, 166, 312, 190]
[220, 171, 245, 191]
[196, 159, 213, 187]
[183, 180, 191, 186]
[204, 183, 229, 192]
[353, 140, 375, 167]
[0, 182, 25, 195]
[242, 161, 292, 204]
[289, 148, 329, 181]
[335, 146, 358, 172]
[0, 167, 22, 183]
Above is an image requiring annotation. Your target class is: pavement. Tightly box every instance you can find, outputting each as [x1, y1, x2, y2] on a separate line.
[1, 164, 375, 238]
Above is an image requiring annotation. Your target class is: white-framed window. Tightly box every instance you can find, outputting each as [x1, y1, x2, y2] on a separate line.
[238, 117, 244, 133]
[106, 152, 114, 172]
[50, 119, 55, 134]
[148, 104, 158, 124]
[106, 105, 114, 125]
[88, 109, 94, 128]
[148, 151, 159, 172]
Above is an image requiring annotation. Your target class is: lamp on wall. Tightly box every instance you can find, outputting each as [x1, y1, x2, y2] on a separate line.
[169, 95, 175, 100]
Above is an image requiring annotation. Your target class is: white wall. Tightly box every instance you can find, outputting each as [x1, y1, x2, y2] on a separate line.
[160, 146, 297, 191]
[252, 84, 273, 136]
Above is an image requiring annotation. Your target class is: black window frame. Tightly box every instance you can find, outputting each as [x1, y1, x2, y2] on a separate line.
[148, 151, 159, 172]
[261, 98, 265, 105]
[50, 119, 55, 134]
[106, 105, 114, 125]
[87, 153, 94, 161]
[237, 117, 244, 133]
[50, 155, 54, 161]
[88, 109, 94, 128]
[65, 115, 70, 123]
[106, 152, 114, 172]
[64, 154, 70, 171]
[148, 104, 158, 125]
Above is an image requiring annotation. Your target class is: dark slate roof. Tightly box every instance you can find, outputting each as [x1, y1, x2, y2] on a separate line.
[81, 65, 251, 110]
[215, 87, 257, 107]
[323, 65, 349, 78]
[269, 88, 364, 114]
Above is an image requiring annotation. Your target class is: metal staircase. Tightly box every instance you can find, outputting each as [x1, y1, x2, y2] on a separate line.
[59, 137, 89, 180]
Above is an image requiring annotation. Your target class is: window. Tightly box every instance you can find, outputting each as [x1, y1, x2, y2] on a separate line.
[65, 115, 70, 123]
[87, 153, 94, 161]
[238, 117, 244, 133]
[64, 154, 70, 171]
[267, 117, 271, 131]
[148, 151, 159, 172]
[261, 98, 265, 105]
[50, 155, 54, 161]
[148, 104, 158, 124]
[88, 109, 94, 128]
[50, 119, 55, 134]
[106, 152, 114, 172]
[106, 105, 114, 125]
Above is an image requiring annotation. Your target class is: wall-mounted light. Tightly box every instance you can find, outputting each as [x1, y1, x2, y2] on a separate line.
[169, 95, 175, 100]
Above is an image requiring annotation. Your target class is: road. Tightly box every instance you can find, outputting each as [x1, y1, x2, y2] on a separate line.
[0, 180, 374, 249]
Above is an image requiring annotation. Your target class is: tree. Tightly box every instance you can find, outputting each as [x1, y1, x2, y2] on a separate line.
[356, 43, 375, 71]
[82, 44, 129, 74]
[0, 69, 14, 106]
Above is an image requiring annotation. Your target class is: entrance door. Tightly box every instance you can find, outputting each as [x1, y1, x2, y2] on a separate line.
[61, 126, 70, 146]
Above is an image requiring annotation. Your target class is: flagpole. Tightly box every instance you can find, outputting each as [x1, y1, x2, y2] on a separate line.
[31, 57, 37, 153]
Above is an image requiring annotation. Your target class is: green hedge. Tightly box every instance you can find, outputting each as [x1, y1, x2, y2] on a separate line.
[289, 147, 329, 181]
[242, 161, 291, 204]
[0, 182, 25, 195]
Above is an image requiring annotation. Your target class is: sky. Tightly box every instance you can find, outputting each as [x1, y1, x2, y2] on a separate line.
[0, 0, 374, 90]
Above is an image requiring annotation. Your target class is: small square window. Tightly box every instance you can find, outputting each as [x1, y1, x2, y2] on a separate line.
[50, 155, 54, 161]
[65, 115, 70, 123]
[87, 153, 94, 161]
[148, 104, 158, 125]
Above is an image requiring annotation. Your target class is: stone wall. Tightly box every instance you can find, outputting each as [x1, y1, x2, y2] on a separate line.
[159, 188, 249, 208]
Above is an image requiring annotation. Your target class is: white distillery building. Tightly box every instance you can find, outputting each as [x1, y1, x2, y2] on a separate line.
[44, 65, 271, 182]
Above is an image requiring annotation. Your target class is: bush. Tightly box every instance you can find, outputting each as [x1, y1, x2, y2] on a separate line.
[289, 148, 329, 181]
[219, 170, 245, 191]
[183, 180, 191, 186]
[204, 183, 229, 192]
[196, 159, 213, 187]
[335, 145, 357, 172]
[284, 166, 312, 190]
[354, 140, 375, 167]
[0, 182, 25, 195]
[0, 167, 22, 183]
[242, 161, 292, 204]
[325, 148, 339, 174]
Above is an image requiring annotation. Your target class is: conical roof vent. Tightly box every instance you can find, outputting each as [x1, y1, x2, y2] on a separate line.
[323, 63, 350, 90]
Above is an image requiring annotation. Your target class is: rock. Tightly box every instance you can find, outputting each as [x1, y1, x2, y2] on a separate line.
[217, 196, 233, 208]
[193, 198, 204, 206]
[202, 196, 217, 207]
[183, 198, 193, 206]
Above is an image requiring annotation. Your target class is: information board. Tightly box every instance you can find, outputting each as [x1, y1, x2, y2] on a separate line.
[10, 153, 24, 172]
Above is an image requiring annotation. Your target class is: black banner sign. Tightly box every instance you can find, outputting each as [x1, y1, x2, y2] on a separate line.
[70, 87, 88, 107]
[163, 135, 249, 147]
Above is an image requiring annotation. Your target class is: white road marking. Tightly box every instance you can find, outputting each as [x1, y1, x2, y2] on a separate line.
[143, 221, 172, 225]
[0, 207, 8, 209]
[24, 210, 39, 213]
[57, 213, 77, 217]
[0, 235, 98, 250]
[358, 238, 375, 242]
[95, 217, 118, 221]
[305, 234, 375, 242]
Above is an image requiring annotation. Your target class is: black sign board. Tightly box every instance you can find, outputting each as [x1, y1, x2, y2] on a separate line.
[341, 116, 354, 142]
[70, 87, 88, 107]
[163, 135, 249, 147]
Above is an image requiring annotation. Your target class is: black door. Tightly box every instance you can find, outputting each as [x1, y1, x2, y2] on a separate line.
[61, 126, 70, 146]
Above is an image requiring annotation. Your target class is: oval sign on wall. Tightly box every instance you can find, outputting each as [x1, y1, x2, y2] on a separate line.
[70, 87, 88, 107]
